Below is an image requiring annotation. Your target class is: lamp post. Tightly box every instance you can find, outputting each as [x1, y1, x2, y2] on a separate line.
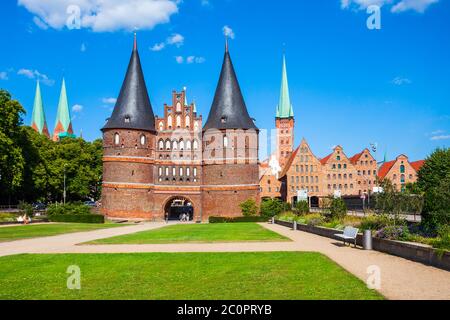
[63, 164, 67, 205]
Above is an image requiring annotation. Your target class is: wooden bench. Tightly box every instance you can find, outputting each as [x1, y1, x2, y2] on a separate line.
[335, 226, 359, 247]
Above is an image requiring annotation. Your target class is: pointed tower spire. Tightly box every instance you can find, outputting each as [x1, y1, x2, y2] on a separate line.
[183, 86, 188, 106]
[102, 34, 155, 132]
[31, 81, 50, 138]
[53, 78, 74, 141]
[203, 43, 257, 131]
[276, 54, 294, 119]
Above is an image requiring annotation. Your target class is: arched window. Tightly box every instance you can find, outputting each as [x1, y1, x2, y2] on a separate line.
[165, 167, 169, 176]
[223, 136, 228, 148]
[193, 140, 199, 150]
[140, 135, 146, 146]
[176, 116, 181, 128]
[173, 167, 177, 176]
[186, 140, 192, 150]
[114, 133, 120, 145]
[159, 122, 164, 131]
[185, 116, 190, 128]
[176, 102, 181, 112]
[400, 165, 405, 173]
[159, 167, 163, 176]
[173, 140, 178, 150]
[400, 174, 405, 183]
[158, 140, 164, 150]
[167, 115, 173, 128]
[193, 168, 198, 177]
[186, 168, 190, 176]
[166, 140, 171, 150]
[179, 167, 184, 176]
[194, 121, 199, 131]
[180, 140, 185, 150]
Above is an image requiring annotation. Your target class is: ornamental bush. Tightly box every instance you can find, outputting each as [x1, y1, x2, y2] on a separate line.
[260, 198, 290, 218]
[48, 214, 104, 224]
[239, 199, 258, 217]
[330, 198, 347, 220]
[47, 203, 92, 216]
[294, 201, 310, 215]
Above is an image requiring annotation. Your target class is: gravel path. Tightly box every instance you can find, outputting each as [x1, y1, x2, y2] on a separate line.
[0, 221, 449, 300]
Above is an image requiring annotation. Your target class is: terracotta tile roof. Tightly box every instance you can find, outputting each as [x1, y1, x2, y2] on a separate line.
[279, 146, 300, 178]
[411, 160, 425, 172]
[349, 150, 365, 164]
[319, 153, 333, 165]
[378, 160, 396, 179]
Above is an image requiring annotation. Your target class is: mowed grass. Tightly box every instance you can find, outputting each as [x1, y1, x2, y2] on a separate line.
[0, 223, 124, 243]
[85, 223, 289, 245]
[0, 252, 383, 300]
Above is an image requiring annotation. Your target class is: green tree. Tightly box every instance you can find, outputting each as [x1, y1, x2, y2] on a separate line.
[417, 148, 450, 231]
[240, 199, 258, 217]
[294, 200, 310, 215]
[260, 198, 289, 218]
[0, 90, 26, 204]
[330, 197, 347, 220]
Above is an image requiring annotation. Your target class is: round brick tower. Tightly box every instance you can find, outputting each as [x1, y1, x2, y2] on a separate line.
[202, 41, 260, 220]
[101, 35, 157, 219]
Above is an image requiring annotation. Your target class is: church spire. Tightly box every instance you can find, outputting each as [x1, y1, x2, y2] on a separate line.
[276, 54, 294, 119]
[53, 78, 74, 141]
[102, 33, 155, 132]
[31, 81, 50, 138]
[203, 42, 257, 131]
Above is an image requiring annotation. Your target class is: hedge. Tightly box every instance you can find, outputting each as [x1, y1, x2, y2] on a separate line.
[209, 216, 269, 223]
[48, 214, 105, 224]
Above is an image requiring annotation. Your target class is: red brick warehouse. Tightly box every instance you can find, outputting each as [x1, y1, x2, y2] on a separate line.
[101, 36, 260, 221]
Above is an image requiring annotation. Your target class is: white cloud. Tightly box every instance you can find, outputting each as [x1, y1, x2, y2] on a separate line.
[0, 71, 8, 80]
[72, 104, 83, 113]
[176, 56, 206, 64]
[430, 134, 450, 141]
[17, 68, 54, 86]
[223, 25, 235, 39]
[81, 43, 87, 52]
[340, 0, 439, 12]
[391, 76, 412, 85]
[201, 0, 211, 6]
[18, 0, 179, 32]
[102, 97, 117, 104]
[391, 0, 438, 13]
[150, 33, 184, 51]
[151, 42, 166, 51]
[167, 33, 184, 47]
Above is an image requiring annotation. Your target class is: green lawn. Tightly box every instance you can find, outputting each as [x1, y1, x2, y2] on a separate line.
[0, 223, 124, 242]
[85, 223, 289, 245]
[0, 252, 383, 300]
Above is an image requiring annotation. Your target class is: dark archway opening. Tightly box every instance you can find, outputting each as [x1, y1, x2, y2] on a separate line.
[164, 197, 194, 221]
[310, 196, 319, 208]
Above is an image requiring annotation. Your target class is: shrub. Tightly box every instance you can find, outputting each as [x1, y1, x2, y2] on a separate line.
[18, 201, 34, 217]
[239, 199, 258, 217]
[375, 225, 410, 241]
[47, 203, 92, 216]
[209, 216, 268, 223]
[260, 198, 289, 218]
[431, 224, 450, 253]
[276, 212, 297, 222]
[48, 214, 104, 224]
[294, 201, 310, 215]
[330, 198, 347, 220]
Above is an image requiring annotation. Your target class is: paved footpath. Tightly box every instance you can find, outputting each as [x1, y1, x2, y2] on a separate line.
[0, 222, 449, 300]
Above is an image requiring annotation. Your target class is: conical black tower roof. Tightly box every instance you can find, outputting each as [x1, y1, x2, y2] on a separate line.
[102, 35, 155, 132]
[203, 43, 257, 131]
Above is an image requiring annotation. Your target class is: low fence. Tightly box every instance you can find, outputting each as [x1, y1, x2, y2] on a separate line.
[275, 220, 450, 272]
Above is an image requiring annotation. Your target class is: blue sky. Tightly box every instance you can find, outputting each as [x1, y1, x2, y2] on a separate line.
[0, 0, 449, 162]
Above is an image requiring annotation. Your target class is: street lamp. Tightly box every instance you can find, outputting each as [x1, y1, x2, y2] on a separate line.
[63, 164, 67, 205]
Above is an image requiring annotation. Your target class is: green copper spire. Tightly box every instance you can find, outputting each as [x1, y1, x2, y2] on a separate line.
[53, 78, 74, 141]
[276, 54, 294, 119]
[31, 81, 49, 136]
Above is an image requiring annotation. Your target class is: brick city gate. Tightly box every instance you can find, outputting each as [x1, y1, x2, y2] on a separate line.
[164, 196, 194, 221]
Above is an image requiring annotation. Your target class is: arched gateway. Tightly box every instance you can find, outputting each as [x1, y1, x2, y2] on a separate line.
[164, 196, 194, 221]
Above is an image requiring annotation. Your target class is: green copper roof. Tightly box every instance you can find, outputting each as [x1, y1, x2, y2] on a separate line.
[54, 78, 72, 132]
[31, 81, 48, 134]
[276, 54, 294, 119]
